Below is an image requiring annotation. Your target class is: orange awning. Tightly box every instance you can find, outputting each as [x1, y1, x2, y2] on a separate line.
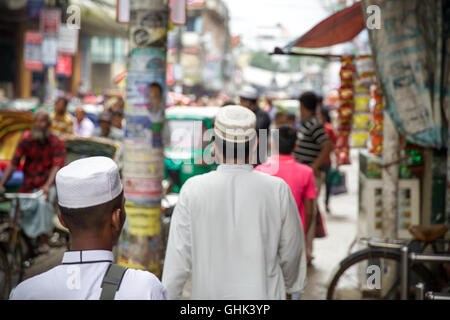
[285, 1, 364, 49]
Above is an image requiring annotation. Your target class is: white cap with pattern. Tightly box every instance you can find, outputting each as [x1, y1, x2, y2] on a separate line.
[56, 156, 123, 209]
[214, 105, 256, 143]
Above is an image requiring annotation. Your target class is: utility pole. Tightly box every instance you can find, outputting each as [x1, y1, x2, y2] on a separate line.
[381, 108, 399, 239]
[118, 0, 169, 278]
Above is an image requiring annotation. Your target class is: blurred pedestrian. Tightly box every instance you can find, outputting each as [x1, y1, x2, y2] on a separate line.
[239, 85, 271, 164]
[255, 125, 317, 243]
[111, 110, 124, 130]
[93, 112, 123, 141]
[162, 105, 306, 300]
[0, 110, 66, 253]
[9, 157, 168, 300]
[317, 107, 337, 214]
[50, 97, 73, 137]
[292, 91, 333, 264]
[73, 106, 94, 138]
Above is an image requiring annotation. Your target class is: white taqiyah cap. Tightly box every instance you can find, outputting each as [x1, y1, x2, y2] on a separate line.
[238, 85, 258, 100]
[56, 156, 123, 209]
[214, 105, 256, 143]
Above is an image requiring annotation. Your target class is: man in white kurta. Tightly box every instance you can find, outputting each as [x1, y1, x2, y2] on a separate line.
[162, 105, 307, 300]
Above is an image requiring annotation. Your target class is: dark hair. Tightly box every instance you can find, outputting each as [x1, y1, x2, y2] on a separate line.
[299, 91, 318, 111]
[149, 82, 162, 93]
[240, 96, 257, 105]
[112, 110, 124, 117]
[319, 107, 331, 123]
[59, 191, 124, 234]
[272, 125, 297, 155]
[56, 97, 69, 108]
[286, 113, 296, 122]
[275, 111, 286, 121]
[214, 134, 257, 163]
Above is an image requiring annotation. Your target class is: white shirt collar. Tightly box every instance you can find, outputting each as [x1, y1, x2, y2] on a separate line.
[62, 250, 113, 264]
[217, 164, 253, 172]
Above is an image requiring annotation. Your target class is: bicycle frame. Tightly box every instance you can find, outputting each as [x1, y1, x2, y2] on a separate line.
[358, 236, 450, 300]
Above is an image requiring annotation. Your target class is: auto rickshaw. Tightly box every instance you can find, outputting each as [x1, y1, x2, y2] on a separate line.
[163, 106, 220, 193]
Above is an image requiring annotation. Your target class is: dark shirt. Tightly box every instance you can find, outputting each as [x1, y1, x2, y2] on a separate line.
[254, 108, 271, 165]
[292, 116, 329, 167]
[12, 131, 66, 192]
[254, 108, 271, 132]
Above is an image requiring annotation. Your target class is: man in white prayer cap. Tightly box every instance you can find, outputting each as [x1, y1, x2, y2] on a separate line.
[9, 156, 168, 300]
[162, 105, 307, 300]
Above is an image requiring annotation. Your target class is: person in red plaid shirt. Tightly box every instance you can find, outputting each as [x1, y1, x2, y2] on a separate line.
[0, 110, 66, 253]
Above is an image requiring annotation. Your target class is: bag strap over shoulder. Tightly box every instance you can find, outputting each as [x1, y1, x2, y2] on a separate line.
[100, 264, 128, 300]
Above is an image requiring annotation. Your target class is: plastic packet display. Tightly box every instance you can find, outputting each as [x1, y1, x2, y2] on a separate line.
[354, 95, 371, 112]
[351, 131, 369, 148]
[353, 114, 371, 130]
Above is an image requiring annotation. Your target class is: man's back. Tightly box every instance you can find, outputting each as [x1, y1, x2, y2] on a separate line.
[255, 155, 317, 230]
[10, 250, 168, 300]
[162, 164, 306, 300]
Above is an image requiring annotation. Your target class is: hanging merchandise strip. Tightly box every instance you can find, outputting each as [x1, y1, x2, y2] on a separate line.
[336, 55, 355, 165]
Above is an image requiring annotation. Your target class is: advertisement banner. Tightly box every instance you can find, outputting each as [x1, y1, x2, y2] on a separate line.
[41, 37, 58, 66]
[55, 55, 72, 76]
[123, 205, 161, 237]
[125, 72, 166, 123]
[40, 8, 61, 37]
[58, 24, 79, 55]
[24, 31, 43, 71]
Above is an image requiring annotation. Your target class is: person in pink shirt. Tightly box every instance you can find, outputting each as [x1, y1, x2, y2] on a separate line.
[255, 125, 317, 259]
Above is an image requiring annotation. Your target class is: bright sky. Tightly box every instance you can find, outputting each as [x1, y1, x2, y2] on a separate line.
[222, 0, 331, 50]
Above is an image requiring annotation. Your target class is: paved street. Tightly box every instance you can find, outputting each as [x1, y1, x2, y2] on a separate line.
[302, 149, 359, 299]
[23, 150, 360, 300]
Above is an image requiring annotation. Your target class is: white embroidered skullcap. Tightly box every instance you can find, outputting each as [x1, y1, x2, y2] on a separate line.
[238, 85, 258, 100]
[214, 105, 256, 143]
[56, 156, 123, 209]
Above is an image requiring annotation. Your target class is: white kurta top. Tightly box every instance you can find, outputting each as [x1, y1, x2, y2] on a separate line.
[162, 164, 307, 300]
[9, 250, 168, 300]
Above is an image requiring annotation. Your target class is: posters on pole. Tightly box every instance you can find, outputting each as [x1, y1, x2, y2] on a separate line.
[40, 8, 61, 37]
[55, 55, 72, 76]
[116, 0, 130, 23]
[129, 48, 166, 72]
[26, 0, 45, 19]
[129, 10, 168, 48]
[123, 205, 161, 237]
[24, 31, 43, 71]
[41, 37, 58, 66]
[126, 72, 166, 123]
[170, 0, 187, 26]
[58, 24, 79, 55]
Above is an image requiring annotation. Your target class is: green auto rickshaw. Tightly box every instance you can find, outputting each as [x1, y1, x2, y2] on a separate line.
[163, 106, 220, 193]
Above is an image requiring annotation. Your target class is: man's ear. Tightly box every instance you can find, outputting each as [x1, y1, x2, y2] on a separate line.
[57, 210, 69, 229]
[111, 208, 123, 234]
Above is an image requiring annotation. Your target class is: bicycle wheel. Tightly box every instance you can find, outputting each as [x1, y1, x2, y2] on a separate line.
[0, 248, 10, 300]
[327, 247, 435, 300]
[6, 238, 24, 290]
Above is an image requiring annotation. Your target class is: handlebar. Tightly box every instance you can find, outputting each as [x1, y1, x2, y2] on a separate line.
[2, 190, 44, 200]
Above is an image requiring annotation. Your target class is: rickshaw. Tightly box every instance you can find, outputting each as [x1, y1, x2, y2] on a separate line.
[0, 109, 122, 298]
[163, 106, 220, 193]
